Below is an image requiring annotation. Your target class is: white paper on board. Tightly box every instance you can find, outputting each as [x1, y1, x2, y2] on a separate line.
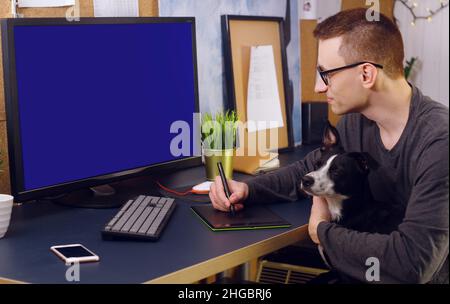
[18, 0, 75, 7]
[93, 0, 139, 17]
[246, 45, 284, 133]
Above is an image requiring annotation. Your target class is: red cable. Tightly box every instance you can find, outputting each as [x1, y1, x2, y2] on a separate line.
[156, 181, 193, 196]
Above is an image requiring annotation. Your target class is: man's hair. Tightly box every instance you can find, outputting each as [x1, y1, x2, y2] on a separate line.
[314, 8, 404, 79]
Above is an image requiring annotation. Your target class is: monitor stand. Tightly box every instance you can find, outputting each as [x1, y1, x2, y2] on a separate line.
[50, 176, 161, 209]
[51, 186, 126, 209]
[90, 184, 116, 196]
[50, 177, 161, 209]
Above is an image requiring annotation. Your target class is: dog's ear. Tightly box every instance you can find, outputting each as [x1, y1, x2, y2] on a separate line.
[347, 152, 378, 173]
[322, 120, 341, 147]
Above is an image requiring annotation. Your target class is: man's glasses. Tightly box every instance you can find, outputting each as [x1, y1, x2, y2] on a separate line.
[317, 61, 384, 86]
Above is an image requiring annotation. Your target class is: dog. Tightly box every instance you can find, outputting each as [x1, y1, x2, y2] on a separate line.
[300, 122, 402, 234]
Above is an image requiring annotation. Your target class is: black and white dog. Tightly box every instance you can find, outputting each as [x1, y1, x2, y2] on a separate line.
[300, 122, 402, 234]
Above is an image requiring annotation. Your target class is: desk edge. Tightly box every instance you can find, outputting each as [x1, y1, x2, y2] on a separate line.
[145, 225, 309, 284]
[0, 276, 26, 284]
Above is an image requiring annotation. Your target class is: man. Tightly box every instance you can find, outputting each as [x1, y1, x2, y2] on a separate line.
[209, 8, 449, 283]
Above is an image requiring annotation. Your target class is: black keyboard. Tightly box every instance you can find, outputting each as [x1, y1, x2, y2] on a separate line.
[102, 195, 176, 241]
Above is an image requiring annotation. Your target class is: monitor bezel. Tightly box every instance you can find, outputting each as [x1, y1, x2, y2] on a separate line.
[1, 17, 202, 202]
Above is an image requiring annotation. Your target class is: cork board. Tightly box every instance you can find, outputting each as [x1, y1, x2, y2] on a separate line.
[0, 0, 158, 194]
[222, 16, 294, 174]
[223, 15, 293, 151]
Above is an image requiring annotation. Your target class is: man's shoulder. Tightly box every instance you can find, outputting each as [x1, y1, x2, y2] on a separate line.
[413, 89, 449, 137]
[416, 98, 448, 122]
[407, 89, 449, 164]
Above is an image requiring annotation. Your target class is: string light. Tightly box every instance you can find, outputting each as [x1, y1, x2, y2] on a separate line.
[396, 0, 449, 26]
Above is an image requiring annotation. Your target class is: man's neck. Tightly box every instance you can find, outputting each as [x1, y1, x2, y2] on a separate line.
[362, 78, 413, 149]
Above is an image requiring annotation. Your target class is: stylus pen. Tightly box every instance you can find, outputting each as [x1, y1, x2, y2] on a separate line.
[217, 162, 235, 216]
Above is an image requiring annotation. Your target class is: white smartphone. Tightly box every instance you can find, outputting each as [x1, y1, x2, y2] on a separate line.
[50, 244, 100, 264]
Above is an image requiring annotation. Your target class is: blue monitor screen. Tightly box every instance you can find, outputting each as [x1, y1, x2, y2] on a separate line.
[12, 22, 197, 191]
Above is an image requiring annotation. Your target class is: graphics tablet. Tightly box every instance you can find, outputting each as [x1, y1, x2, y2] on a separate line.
[191, 205, 291, 231]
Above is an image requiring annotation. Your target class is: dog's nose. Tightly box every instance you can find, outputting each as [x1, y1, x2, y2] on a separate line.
[301, 176, 314, 188]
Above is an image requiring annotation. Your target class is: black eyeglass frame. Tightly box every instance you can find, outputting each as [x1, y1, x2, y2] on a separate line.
[317, 61, 384, 85]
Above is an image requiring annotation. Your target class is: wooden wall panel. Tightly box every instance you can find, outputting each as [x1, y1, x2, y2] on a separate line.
[0, 0, 11, 18]
[0, 30, 4, 116]
[0, 0, 158, 195]
[300, 19, 327, 103]
[139, 0, 159, 17]
[341, 0, 395, 19]
[0, 0, 10, 194]
[0, 121, 10, 195]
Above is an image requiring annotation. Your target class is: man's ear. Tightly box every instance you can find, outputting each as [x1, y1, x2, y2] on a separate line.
[360, 64, 377, 89]
[322, 120, 341, 147]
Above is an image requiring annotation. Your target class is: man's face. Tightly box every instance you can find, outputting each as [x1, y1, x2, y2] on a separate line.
[315, 37, 368, 115]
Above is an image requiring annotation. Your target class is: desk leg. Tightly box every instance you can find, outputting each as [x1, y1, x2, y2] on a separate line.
[222, 267, 240, 281]
[205, 274, 217, 284]
[244, 258, 260, 282]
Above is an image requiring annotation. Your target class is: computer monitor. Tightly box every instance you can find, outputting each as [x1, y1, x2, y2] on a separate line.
[2, 17, 201, 206]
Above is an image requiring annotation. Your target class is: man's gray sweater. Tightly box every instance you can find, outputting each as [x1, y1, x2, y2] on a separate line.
[245, 86, 449, 283]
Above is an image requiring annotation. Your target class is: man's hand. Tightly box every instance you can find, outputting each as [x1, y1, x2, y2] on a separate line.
[209, 176, 249, 212]
[308, 196, 331, 244]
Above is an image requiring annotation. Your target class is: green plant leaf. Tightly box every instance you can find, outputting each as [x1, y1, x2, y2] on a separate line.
[200, 110, 238, 150]
[404, 57, 417, 80]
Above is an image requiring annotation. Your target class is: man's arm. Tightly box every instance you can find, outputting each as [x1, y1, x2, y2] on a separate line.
[209, 148, 321, 211]
[244, 148, 321, 205]
[315, 139, 449, 283]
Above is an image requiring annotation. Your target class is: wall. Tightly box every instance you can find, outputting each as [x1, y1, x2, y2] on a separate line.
[317, 0, 341, 22]
[395, 0, 449, 106]
[159, 0, 303, 145]
[0, 0, 158, 194]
